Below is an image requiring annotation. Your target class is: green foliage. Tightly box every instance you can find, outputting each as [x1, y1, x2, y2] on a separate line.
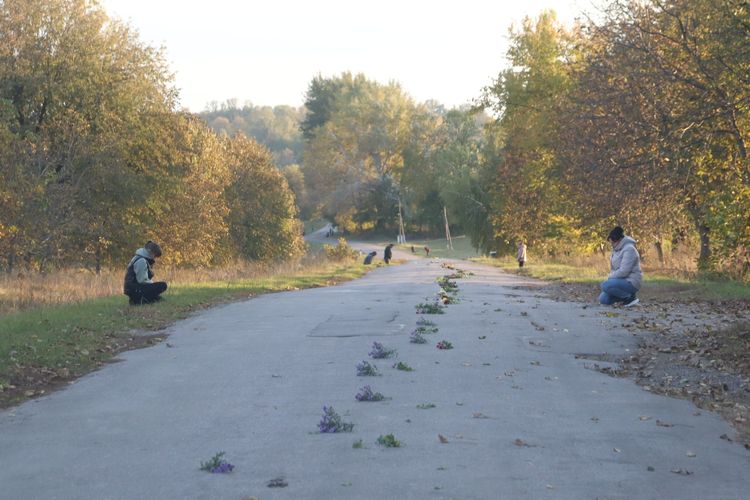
[201, 101, 304, 167]
[376, 434, 402, 447]
[392, 361, 413, 372]
[415, 302, 445, 314]
[224, 135, 305, 262]
[301, 73, 414, 231]
[199, 452, 232, 473]
[0, 0, 306, 273]
[468, 3, 750, 278]
[323, 238, 359, 262]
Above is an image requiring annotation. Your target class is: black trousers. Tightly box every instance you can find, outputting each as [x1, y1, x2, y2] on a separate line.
[127, 282, 168, 305]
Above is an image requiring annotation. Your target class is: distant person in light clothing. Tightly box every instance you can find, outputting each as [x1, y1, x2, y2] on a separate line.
[516, 241, 527, 268]
[599, 226, 642, 307]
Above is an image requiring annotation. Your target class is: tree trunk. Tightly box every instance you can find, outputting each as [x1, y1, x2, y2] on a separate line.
[95, 241, 102, 276]
[655, 239, 665, 267]
[687, 202, 711, 270]
[697, 223, 711, 269]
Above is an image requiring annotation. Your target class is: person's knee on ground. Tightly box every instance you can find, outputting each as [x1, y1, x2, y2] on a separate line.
[598, 291, 614, 305]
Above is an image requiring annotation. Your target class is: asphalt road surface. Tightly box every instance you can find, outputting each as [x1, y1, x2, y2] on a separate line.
[1, 257, 749, 499]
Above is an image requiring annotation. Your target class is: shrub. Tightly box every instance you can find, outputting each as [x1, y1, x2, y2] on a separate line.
[369, 341, 397, 359]
[355, 385, 385, 401]
[318, 405, 354, 433]
[356, 360, 380, 376]
[376, 434, 402, 447]
[323, 238, 359, 261]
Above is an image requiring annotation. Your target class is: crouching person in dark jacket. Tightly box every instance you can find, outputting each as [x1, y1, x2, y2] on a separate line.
[124, 241, 168, 305]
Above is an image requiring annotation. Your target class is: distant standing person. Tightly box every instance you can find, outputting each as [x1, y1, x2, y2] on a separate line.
[424, 246, 430, 257]
[599, 226, 642, 307]
[384, 243, 394, 264]
[516, 241, 527, 268]
[363, 251, 377, 265]
[123, 241, 168, 305]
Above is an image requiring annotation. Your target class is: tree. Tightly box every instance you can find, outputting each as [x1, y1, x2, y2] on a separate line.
[481, 11, 578, 251]
[224, 135, 305, 261]
[301, 73, 414, 231]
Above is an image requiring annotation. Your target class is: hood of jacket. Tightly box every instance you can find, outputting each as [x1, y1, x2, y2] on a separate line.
[614, 236, 636, 252]
[135, 247, 155, 261]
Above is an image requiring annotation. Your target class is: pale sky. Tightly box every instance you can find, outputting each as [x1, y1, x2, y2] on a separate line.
[101, 0, 596, 112]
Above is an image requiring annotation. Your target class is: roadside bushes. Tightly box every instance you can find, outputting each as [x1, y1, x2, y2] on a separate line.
[323, 238, 359, 262]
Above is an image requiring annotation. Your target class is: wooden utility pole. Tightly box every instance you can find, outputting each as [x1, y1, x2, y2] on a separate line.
[398, 198, 406, 244]
[443, 206, 453, 250]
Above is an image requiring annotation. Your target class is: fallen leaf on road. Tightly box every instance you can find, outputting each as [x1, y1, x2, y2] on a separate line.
[647, 466, 655, 471]
[478, 336, 487, 339]
[267, 477, 288, 488]
[686, 451, 696, 457]
[639, 416, 652, 421]
[720, 434, 733, 442]
[438, 434, 449, 443]
[656, 420, 674, 427]
[472, 412, 489, 419]
[530, 361, 541, 366]
[613, 448, 621, 453]
[670, 468, 693, 476]
[591, 417, 600, 423]
[514, 438, 538, 448]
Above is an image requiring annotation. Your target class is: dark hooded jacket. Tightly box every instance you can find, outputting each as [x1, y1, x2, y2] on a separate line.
[123, 247, 156, 294]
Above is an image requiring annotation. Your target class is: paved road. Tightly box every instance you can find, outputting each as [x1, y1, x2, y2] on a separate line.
[1, 258, 749, 499]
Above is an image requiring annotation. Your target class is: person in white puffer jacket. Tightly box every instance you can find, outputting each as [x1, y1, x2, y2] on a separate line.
[599, 226, 642, 306]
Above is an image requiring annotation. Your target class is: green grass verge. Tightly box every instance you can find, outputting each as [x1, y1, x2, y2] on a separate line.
[397, 235, 482, 260]
[474, 257, 750, 301]
[0, 261, 367, 406]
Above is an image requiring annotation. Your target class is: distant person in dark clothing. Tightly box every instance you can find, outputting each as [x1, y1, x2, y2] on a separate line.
[124, 241, 168, 305]
[363, 251, 377, 265]
[384, 243, 394, 264]
[410, 245, 415, 253]
[424, 246, 430, 256]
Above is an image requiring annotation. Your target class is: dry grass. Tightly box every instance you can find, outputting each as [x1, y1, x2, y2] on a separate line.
[0, 256, 332, 315]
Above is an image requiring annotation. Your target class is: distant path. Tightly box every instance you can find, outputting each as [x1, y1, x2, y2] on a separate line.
[307, 223, 420, 262]
[1, 257, 749, 499]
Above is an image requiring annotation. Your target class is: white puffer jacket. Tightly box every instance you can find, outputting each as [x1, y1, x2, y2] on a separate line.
[608, 236, 642, 289]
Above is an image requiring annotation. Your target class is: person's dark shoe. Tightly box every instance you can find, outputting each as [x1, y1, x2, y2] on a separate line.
[623, 296, 640, 307]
